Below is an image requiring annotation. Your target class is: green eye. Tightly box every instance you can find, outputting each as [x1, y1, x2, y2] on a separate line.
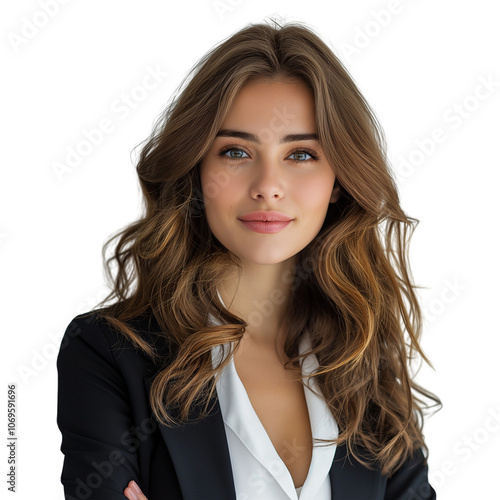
[220, 148, 249, 160]
[218, 147, 319, 164]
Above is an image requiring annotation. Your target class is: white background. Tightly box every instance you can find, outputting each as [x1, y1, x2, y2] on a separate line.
[2, 0, 499, 498]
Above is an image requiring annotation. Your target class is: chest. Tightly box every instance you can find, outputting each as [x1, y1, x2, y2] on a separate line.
[233, 346, 313, 488]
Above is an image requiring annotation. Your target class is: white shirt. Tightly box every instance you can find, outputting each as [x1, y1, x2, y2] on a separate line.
[209, 293, 339, 500]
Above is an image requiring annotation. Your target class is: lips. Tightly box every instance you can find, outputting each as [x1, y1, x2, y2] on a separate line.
[237, 211, 293, 222]
[238, 219, 292, 234]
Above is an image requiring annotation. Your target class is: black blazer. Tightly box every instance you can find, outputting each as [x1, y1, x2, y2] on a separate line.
[56, 311, 436, 500]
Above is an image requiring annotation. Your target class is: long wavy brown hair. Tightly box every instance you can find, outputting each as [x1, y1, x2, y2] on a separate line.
[92, 18, 441, 476]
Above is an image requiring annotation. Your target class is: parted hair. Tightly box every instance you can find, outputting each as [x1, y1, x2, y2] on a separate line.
[92, 18, 441, 476]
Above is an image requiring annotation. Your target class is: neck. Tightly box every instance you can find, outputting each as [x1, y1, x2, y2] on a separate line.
[217, 255, 297, 348]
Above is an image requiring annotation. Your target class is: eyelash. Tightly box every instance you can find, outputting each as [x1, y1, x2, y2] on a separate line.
[218, 146, 320, 164]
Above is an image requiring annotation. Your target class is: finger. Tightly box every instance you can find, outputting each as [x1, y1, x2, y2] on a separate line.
[124, 480, 148, 500]
[123, 484, 137, 500]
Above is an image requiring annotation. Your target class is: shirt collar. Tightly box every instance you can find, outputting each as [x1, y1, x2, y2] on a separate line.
[209, 292, 338, 499]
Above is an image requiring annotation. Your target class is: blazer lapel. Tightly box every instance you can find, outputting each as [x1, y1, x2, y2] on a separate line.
[145, 372, 384, 500]
[140, 309, 382, 500]
[329, 441, 383, 499]
[144, 374, 237, 500]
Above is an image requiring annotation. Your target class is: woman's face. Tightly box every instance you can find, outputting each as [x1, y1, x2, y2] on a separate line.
[199, 77, 340, 266]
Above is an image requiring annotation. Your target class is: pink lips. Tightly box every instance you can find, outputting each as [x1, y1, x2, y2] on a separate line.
[238, 220, 292, 234]
[237, 210, 294, 234]
[238, 211, 293, 222]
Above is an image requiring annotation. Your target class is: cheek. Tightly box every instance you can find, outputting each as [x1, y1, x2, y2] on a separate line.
[200, 165, 216, 205]
[203, 169, 244, 208]
[297, 175, 334, 212]
[200, 161, 240, 206]
[202, 183, 238, 231]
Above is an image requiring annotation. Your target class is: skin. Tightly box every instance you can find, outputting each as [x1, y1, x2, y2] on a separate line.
[199, 77, 340, 356]
[124, 480, 147, 500]
[123, 77, 340, 500]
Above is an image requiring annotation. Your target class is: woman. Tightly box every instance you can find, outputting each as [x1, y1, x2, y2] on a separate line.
[57, 19, 441, 500]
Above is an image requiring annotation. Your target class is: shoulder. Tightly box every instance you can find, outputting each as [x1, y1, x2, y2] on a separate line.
[56, 309, 170, 498]
[57, 308, 173, 379]
[384, 447, 436, 499]
[58, 310, 117, 356]
[333, 441, 435, 499]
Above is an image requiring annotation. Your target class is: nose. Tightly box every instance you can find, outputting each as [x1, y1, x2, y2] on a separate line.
[249, 161, 285, 201]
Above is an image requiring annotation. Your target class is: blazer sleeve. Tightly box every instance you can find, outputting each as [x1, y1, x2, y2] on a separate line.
[384, 446, 437, 500]
[56, 313, 140, 500]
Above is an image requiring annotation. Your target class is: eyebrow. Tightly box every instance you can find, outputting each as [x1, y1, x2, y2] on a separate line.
[216, 129, 319, 144]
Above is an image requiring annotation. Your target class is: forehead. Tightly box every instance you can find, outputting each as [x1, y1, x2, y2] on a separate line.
[219, 78, 317, 139]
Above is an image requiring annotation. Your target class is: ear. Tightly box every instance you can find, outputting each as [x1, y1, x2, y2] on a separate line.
[330, 181, 341, 203]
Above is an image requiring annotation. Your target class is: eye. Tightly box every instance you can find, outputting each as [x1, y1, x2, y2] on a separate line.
[288, 149, 319, 163]
[217, 147, 320, 164]
[219, 148, 249, 160]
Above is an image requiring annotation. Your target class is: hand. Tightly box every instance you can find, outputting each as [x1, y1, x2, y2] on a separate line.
[124, 480, 148, 500]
